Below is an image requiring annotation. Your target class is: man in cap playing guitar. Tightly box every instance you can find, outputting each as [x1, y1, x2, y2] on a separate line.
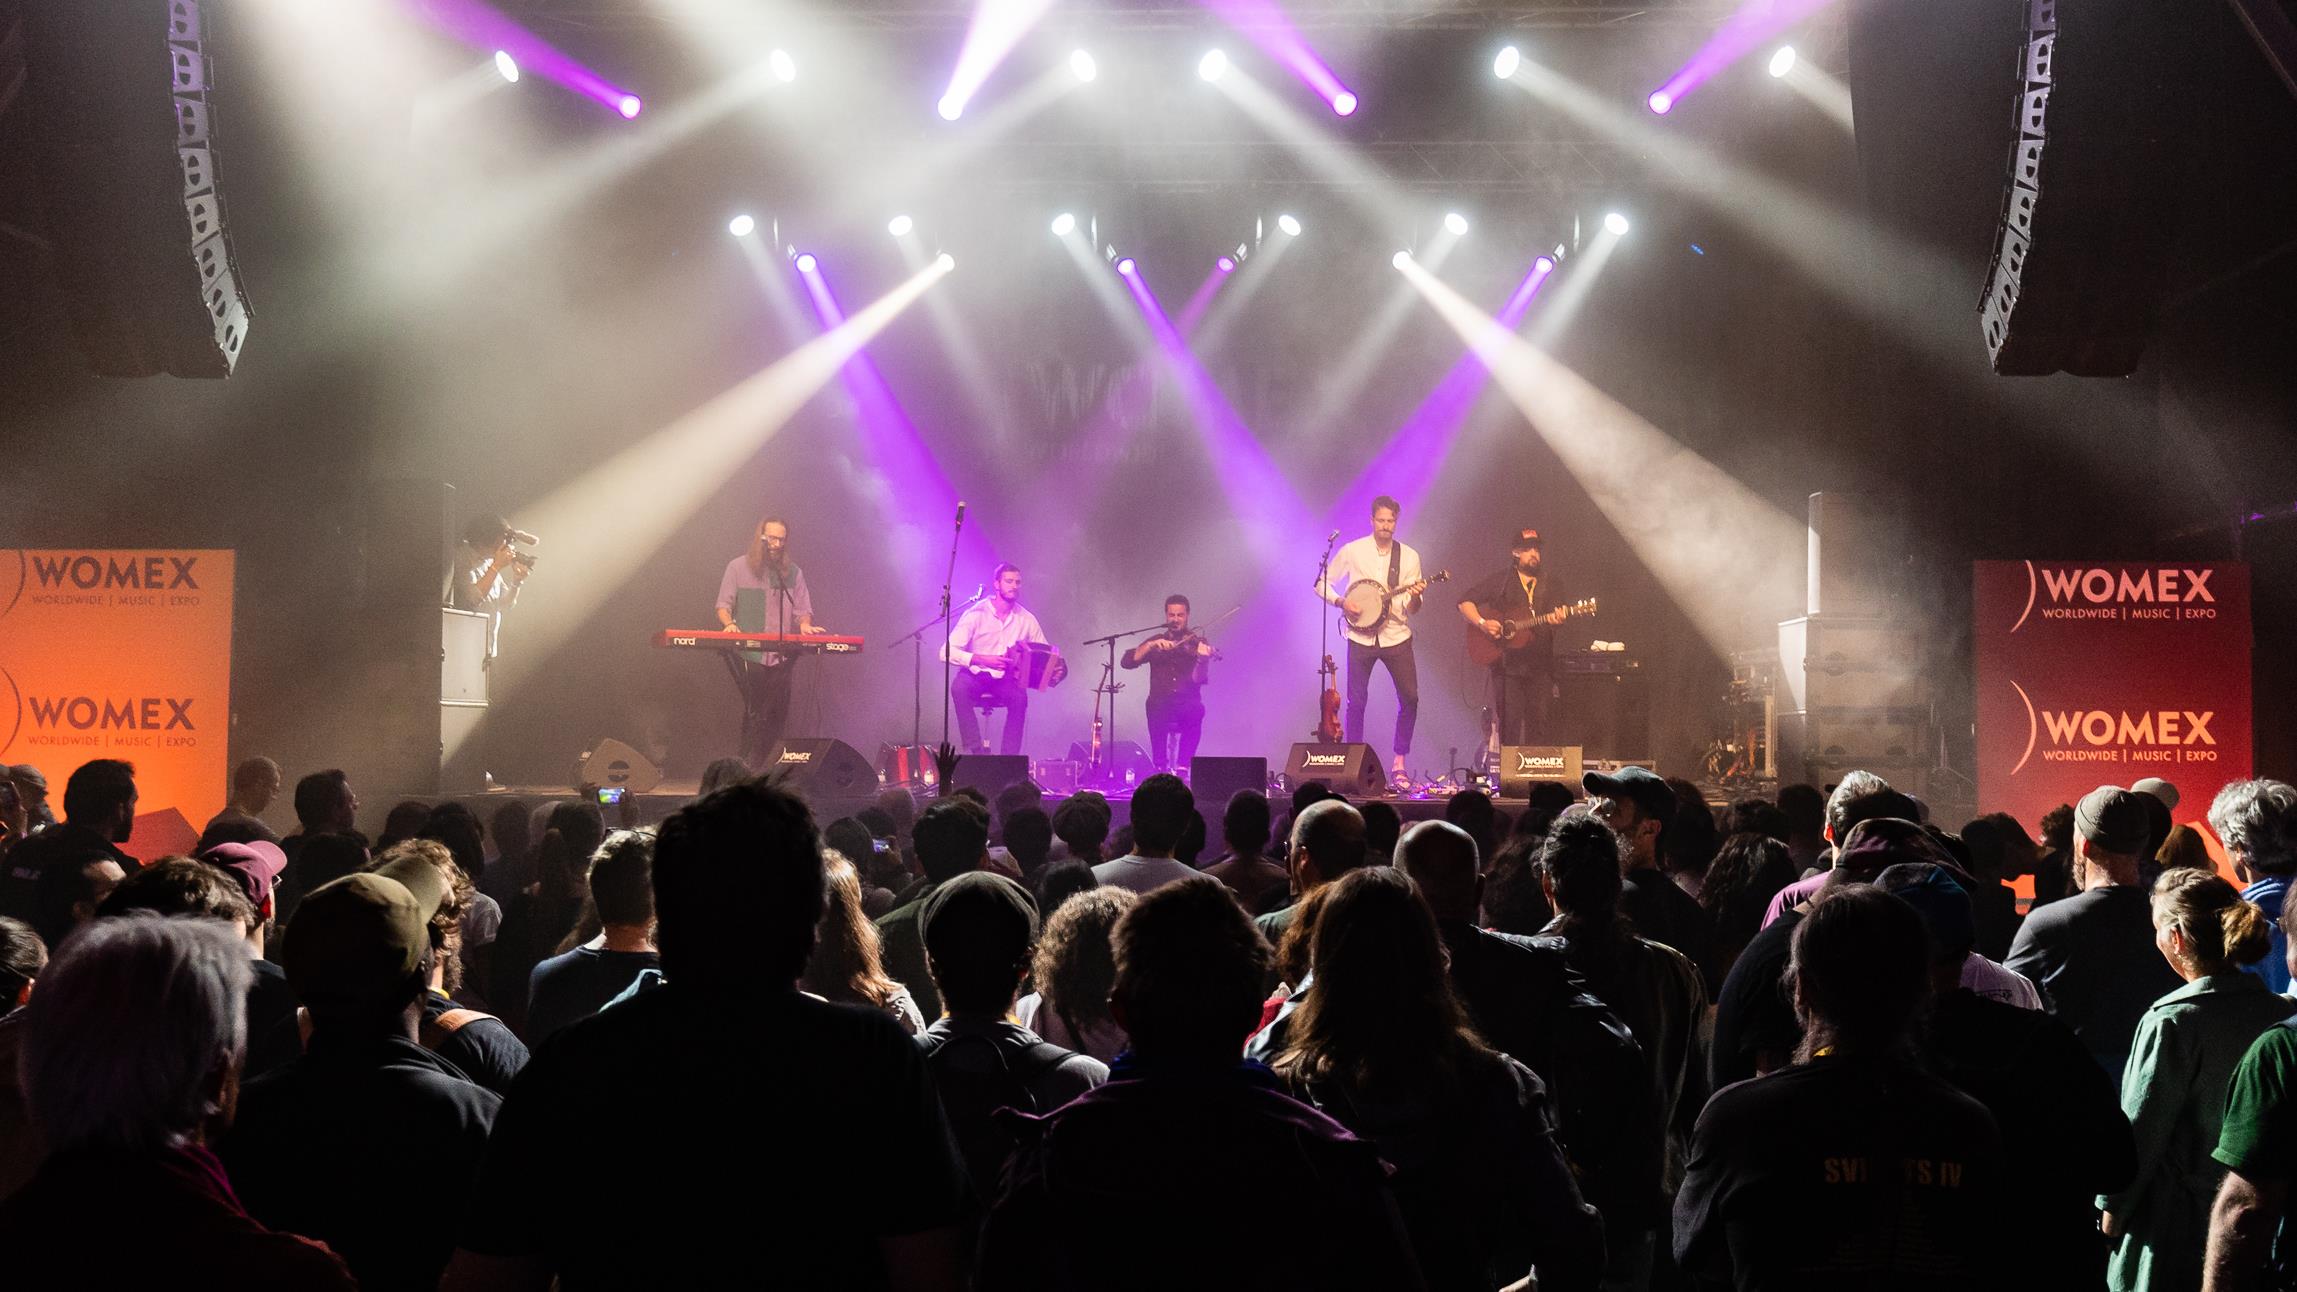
[1319, 496, 1447, 787]
[1458, 527, 1595, 748]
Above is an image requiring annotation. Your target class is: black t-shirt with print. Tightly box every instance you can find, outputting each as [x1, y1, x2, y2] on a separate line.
[1674, 1056, 2007, 1290]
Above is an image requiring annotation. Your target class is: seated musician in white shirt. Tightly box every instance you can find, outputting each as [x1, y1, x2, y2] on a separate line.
[943, 562, 1048, 756]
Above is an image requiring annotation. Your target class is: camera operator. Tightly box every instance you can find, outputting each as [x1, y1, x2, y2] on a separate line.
[448, 514, 536, 658]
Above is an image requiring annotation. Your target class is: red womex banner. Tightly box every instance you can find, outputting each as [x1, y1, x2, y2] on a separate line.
[0, 550, 236, 858]
[1975, 560, 2252, 840]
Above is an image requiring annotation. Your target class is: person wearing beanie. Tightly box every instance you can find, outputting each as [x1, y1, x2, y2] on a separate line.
[219, 858, 500, 1291]
[2009, 787, 2187, 1075]
[2101, 870, 2293, 1292]
[1886, 863, 2136, 1291]
[916, 870, 1106, 1199]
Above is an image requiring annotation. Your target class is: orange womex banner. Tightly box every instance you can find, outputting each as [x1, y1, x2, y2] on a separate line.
[1975, 560, 2252, 844]
[0, 550, 235, 851]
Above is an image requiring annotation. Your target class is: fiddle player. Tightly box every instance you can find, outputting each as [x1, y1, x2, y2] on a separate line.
[1123, 595, 1214, 774]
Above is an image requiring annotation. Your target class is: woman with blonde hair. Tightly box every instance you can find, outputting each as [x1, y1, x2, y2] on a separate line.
[1014, 886, 1136, 1063]
[2100, 868, 2296, 1292]
[801, 852, 925, 1035]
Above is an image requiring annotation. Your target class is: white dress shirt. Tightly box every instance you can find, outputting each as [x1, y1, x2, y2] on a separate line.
[1324, 536, 1424, 648]
[943, 599, 1049, 677]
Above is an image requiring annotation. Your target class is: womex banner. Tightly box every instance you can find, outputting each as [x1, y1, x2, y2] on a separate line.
[0, 551, 235, 852]
[1975, 560, 2252, 838]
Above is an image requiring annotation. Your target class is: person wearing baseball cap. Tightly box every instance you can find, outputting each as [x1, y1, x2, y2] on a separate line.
[219, 858, 500, 1292]
[2006, 786, 2184, 1075]
[1584, 766, 1717, 988]
[1457, 526, 1575, 750]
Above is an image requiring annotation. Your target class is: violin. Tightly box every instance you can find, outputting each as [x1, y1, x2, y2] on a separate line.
[1145, 630, 1222, 661]
[1317, 653, 1342, 743]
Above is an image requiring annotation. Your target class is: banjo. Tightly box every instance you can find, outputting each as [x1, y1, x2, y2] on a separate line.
[1340, 570, 1449, 632]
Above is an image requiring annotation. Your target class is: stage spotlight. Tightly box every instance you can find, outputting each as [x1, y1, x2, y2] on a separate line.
[1392, 250, 1412, 268]
[1217, 255, 1236, 273]
[727, 214, 755, 238]
[938, 252, 956, 271]
[795, 252, 818, 273]
[1493, 46, 1521, 80]
[617, 94, 643, 119]
[937, 95, 962, 121]
[1443, 211, 1470, 236]
[1604, 212, 1631, 236]
[888, 214, 914, 237]
[1535, 255, 1556, 274]
[1051, 211, 1077, 237]
[1277, 213, 1302, 237]
[1199, 49, 1229, 82]
[1332, 91, 1357, 116]
[770, 49, 798, 84]
[1116, 257, 1137, 276]
[1071, 50, 1098, 82]
[493, 50, 520, 83]
[1768, 46, 1797, 78]
[1647, 90, 1673, 115]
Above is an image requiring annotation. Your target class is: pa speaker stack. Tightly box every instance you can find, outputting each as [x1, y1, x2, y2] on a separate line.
[22, 0, 253, 376]
[1980, 0, 2192, 376]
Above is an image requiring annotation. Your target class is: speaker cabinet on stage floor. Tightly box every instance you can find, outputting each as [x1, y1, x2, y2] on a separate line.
[766, 739, 877, 798]
[1190, 757, 1267, 809]
[1554, 672, 1648, 763]
[1499, 746, 1583, 798]
[571, 739, 663, 794]
[1067, 741, 1154, 789]
[952, 755, 1033, 797]
[1284, 744, 1385, 796]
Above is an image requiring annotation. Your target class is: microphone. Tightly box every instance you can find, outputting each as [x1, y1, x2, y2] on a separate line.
[955, 501, 967, 529]
[507, 527, 541, 546]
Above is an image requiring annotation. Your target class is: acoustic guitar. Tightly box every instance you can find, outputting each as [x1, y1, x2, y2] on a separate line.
[1464, 597, 1599, 668]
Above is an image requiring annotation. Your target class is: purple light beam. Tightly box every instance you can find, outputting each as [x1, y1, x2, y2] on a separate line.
[1196, 0, 1359, 115]
[408, 0, 642, 117]
[1119, 263, 1312, 562]
[1649, 0, 1841, 115]
[796, 260, 998, 578]
[1333, 255, 1557, 526]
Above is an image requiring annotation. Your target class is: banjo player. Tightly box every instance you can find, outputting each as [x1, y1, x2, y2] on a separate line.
[1320, 495, 1447, 788]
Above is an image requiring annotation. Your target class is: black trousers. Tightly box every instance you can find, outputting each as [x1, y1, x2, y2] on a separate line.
[739, 657, 796, 767]
[1145, 692, 1206, 771]
[1344, 638, 1419, 757]
[1495, 670, 1556, 746]
[951, 669, 1028, 755]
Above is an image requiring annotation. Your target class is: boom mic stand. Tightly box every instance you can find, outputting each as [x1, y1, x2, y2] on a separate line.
[1080, 620, 1171, 788]
[897, 584, 983, 790]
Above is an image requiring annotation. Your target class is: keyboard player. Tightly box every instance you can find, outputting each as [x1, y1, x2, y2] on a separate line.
[716, 516, 827, 768]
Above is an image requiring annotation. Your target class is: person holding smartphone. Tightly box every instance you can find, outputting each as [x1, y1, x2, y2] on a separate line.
[716, 516, 829, 767]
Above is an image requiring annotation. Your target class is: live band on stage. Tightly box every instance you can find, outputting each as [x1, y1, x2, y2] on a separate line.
[650, 495, 1604, 797]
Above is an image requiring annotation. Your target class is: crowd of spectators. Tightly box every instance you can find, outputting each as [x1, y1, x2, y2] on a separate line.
[5, 750, 2297, 1290]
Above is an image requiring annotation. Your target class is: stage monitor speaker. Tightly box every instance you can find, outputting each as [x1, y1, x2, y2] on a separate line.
[1499, 746, 1584, 799]
[1190, 757, 1268, 810]
[23, 0, 252, 376]
[1979, 0, 2189, 376]
[765, 738, 877, 799]
[1067, 741, 1153, 788]
[571, 739, 663, 794]
[952, 754, 1033, 797]
[1284, 743, 1385, 797]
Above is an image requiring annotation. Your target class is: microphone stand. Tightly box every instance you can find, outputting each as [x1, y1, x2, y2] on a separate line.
[940, 509, 965, 755]
[1315, 530, 1339, 736]
[898, 586, 984, 787]
[1080, 620, 1171, 787]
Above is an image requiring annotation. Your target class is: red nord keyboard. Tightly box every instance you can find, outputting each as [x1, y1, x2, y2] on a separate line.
[653, 629, 865, 654]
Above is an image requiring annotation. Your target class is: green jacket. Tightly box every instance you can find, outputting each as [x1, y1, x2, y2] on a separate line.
[2103, 973, 2296, 1292]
